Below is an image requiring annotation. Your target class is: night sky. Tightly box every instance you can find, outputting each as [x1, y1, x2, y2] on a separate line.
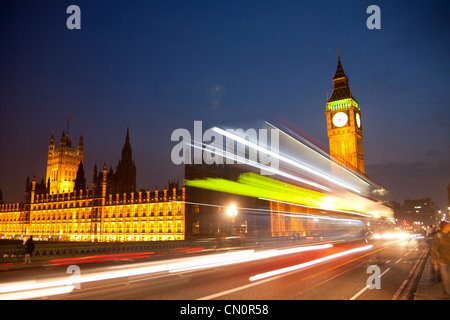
[1, 1, 449, 209]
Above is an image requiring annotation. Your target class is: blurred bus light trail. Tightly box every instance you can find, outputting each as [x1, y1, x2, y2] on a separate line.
[0, 244, 332, 299]
[249, 245, 374, 282]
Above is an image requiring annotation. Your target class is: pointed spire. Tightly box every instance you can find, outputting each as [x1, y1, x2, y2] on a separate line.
[333, 49, 347, 80]
[328, 50, 356, 103]
[59, 130, 67, 149]
[74, 161, 86, 192]
[121, 126, 133, 163]
[77, 134, 84, 159]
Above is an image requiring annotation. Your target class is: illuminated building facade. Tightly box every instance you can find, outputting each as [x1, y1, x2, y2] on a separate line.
[0, 129, 185, 242]
[46, 131, 84, 195]
[326, 52, 365, 174]
[0, 54, 379, 242]
[0, 182, 185, 242]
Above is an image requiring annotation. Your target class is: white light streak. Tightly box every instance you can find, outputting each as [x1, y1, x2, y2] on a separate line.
[266, 121, 371, 187]
[249, 245, 373, 282]
[0, 286, 75, 300]
[188, 142, 332, 192]
[0, 244, 332, 299]
[212, 127, 362, 194]
[169, 244, 332, 273]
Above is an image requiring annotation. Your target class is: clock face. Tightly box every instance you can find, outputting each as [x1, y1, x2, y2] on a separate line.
[332, 112, 348, 127]
[356, 113, 361, 128]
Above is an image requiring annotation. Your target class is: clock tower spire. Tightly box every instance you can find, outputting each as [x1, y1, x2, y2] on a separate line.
[326, 52, 365, 174]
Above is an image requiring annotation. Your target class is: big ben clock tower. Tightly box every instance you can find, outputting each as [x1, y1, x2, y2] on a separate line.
[326, 52, 365, 174]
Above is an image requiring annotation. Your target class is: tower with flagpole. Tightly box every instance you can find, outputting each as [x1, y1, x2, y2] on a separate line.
[45, 114, 84, 194]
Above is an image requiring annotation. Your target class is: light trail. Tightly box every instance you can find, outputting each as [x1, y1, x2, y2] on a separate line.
[188, 142, 332, 192]
[266, 121, 372, 189]
[0, 243, 332, 300]
[169, 243, 333, 273]
[212, 127, 362, 194]
[186, 124, 393, 219]
[249, 245, 373, 282]
[0, 285, 76, 300]
[49, 252, 156, 266]
[186, 172, 375, 218]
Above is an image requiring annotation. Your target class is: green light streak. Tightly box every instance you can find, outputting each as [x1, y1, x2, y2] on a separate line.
[185, 172, 371, 217]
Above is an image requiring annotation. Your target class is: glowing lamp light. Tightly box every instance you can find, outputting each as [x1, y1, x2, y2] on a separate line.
[319, 197, 337, 210]
[226, 204, 238, 217]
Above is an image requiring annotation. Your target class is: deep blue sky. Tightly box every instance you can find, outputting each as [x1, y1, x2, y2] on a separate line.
[1, 0, 449, 209]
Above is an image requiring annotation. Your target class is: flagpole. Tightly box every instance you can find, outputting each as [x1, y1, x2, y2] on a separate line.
[67, 113, 73, 136]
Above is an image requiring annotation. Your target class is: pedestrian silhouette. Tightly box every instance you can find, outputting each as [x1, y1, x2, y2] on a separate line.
[433, 221, 450, 299]
[428, 225, 440, 281]
[24, 235, 35, 264]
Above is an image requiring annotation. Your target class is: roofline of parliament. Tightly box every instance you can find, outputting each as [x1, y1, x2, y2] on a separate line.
[0, 128, 186, 242]
[1, 127, 184, 209]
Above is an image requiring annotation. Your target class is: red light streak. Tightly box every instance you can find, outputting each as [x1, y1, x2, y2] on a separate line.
[249, 245, 373, 281]
[49, 251, 155, 266]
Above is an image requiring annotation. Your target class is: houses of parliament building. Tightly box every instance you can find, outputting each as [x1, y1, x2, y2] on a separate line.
[0, 53, 376, 242]
[0, 128, 185, 242]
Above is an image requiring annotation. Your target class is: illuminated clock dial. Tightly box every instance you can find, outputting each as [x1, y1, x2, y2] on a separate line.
[356, 113, 361, 128]
[332, 112, 348, 127]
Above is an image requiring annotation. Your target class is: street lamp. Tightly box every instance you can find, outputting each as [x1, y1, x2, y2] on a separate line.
[226, 204, 238, 236]
[226, 204, 238, 217]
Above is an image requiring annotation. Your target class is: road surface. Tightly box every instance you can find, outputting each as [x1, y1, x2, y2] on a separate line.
[0, 236, 428, 304]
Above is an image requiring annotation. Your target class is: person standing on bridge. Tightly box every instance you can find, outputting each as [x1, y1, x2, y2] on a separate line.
[24, 235, 35, 265]
[428, 225, 440, 281]
[433, 221, 450, 299]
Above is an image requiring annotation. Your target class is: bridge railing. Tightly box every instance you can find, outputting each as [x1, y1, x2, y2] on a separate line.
[0, 234, 368, 264]
[0, 239, 216, 263]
